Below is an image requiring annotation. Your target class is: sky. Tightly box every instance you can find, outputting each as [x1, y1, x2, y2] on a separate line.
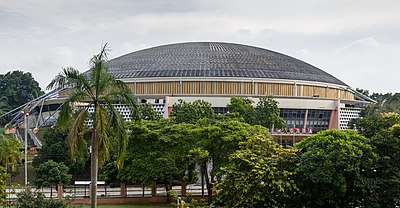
[0, 0, 399, 93]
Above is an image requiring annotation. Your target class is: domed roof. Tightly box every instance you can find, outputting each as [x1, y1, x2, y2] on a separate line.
[107, 42, 347, 86]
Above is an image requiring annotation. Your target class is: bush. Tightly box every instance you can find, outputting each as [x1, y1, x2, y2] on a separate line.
[15, 188, 74, 208]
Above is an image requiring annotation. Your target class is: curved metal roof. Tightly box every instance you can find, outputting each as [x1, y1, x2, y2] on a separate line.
[107, 42, 347, 86]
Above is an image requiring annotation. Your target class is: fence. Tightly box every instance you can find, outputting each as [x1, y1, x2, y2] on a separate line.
[6, 183, 208, 205]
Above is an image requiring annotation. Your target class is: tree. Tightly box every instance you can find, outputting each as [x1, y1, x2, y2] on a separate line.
[170, 99, 214, 124]
[133, 103, 162, 120]
[33, 160, 71, 198]
[192, 118, 268, 204]
[295, 130, 376, 207]
[352, 112, 400, 206]
[15, 188, 72, 208]
[118, 119, 198, 202]
[350, 112, 400, 138]
[226, 96, 286, 130]
[368, 124, 400, 206]
[46, 44, 136, 208]
[32, 127, 87, 176]
[0, 70, 44, 112]
[0, 167, 7, 204]
[226, 97, 256, 124]
[255, 96, 286, 129]
[215, 133, 298, 207]
[355, 89, 400, 116]
[0, 135, 23, 173]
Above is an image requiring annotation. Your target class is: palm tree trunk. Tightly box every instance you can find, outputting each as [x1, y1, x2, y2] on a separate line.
[91, 128, 98, 208]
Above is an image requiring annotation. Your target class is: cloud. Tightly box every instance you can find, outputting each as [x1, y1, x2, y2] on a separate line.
[0, 0, 400, 93]
[337, 37, 382, 52]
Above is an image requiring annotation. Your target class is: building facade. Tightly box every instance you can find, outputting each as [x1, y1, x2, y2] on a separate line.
[9, 42, 372, 145]
[102, 42, 372, 143]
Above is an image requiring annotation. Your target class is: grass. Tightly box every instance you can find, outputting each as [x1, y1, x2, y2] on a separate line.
[81, 206, 167, 208]
[10, 162, 36, 185]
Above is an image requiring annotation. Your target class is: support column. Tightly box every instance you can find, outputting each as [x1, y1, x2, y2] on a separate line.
[303, 109, 308, 131]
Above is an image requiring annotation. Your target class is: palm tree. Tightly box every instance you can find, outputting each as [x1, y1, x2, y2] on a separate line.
[0, 134, 23, 173]
[47, 44, 136, 208]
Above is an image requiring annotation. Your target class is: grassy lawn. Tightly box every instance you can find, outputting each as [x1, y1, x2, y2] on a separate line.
[82, 206, 167, 208]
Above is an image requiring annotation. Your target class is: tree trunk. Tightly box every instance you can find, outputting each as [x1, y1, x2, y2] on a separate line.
[142, 183, 145, 197]
[165, 179, 172, 203]
[151, 181, 157, 197]
[91, 129, 98, 208]
[120, 182, 127, 198]
[201, 166, 204, 198]
[203, 162, 213, 204]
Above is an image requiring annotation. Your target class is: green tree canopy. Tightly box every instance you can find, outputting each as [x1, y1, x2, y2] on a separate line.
[351, 112, 400, 206]
[119, 119, 197, 184]
[0, 70, 44, 112]
[350, 112, 400, 138]
[170, 99, 214, 124]
[133, 103, 162, 120]
[295, 130, 377, 207]
[0, 167, 7, 204]
[226, 97, 256, 124]
[226, 96, 286, 130]
[355, 88, 400, 116]
[254, 96, 286, 129]
[0, 134, 22, 173]
[368, 123, 400, 206]
[33, 160, 72, 199]
[118, 119, 198, 202]
[47, 44, 136, 208]
[32, 127, 87, 176]
[216, 133, 298, 207]
[34, 160, 71, 187]
[192, 118, 269, 203]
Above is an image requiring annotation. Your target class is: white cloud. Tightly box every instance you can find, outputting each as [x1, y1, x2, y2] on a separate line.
[0, 0, 400, 93]
[337, 37, 382, 52]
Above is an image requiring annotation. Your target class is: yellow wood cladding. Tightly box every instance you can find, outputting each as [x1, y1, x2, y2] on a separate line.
[127, 81, 354, 100]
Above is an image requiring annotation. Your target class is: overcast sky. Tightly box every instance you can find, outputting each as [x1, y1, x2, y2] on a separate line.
[1, 0, 399, 93]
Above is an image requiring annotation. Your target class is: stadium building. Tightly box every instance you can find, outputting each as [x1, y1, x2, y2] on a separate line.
[103, 42, 372, 143]
[6, 42, 373, 145]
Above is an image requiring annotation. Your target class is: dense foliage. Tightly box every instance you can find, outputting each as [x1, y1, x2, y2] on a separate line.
[356, 88, 400, 115]
[20, 84, 399, 207]
[226, 97, 255, 124]
[216, 134, 298, 207]
[133, 103, 162, 120]
[47, 44, 136, 208]
[227, 96, 285, 129]
[0, 167, 7, 204]
[170, 99, 214, 124]
[295, 130, 376, 207]
[0, 134, 22, 173]
[15, 189, 74, 208]
[34, 160, 72, 188]
[118, 119, 198, 193]
[351, 112, 400, 206]
[32, 128, 87, 176]
[0, 71, 43, 113]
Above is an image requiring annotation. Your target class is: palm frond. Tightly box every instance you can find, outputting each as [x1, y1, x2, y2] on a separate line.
[90, 44, 110, 99]
[57, 90, 90, 130]
[95, 106, 110, 167]
[68, 109, 89, 162]
[47, 67, 95, 100]
[103, 99, 128, 169]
